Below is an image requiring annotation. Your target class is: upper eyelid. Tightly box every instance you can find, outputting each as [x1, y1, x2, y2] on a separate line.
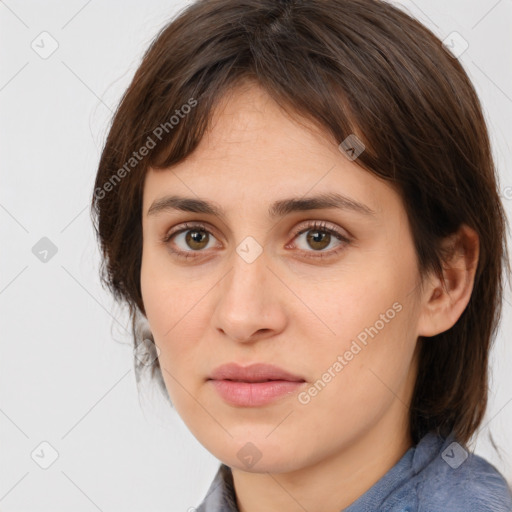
[165, 220, 350, 244]
[166, 221, 216, 239]
[294, 220, 348, 236]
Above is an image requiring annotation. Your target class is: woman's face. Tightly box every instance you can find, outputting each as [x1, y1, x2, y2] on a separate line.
[140, 83, 426, 473]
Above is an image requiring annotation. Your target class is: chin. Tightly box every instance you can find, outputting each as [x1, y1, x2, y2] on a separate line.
[208, 435, 309, 475]
[227, 454, 302, 475]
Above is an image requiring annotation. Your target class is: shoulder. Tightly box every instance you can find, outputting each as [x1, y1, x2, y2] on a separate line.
[416, 441, 512, 512]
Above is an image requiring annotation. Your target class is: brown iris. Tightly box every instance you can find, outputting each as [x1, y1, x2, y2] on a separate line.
[306, 229, 331, 251]
[186, 229, 209, 250]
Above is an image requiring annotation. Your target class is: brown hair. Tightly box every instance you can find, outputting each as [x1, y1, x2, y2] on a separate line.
[91, 0, 510, 446]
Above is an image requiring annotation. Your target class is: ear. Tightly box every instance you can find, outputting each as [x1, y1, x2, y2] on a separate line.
[416, 224, 479, 338]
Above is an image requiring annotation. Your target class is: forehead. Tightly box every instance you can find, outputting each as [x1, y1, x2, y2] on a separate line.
[142, 83, 400, 221]
[154, 82, 341, 174]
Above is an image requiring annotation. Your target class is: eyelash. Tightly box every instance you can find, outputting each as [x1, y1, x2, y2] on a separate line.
[161, 221, 351, 261]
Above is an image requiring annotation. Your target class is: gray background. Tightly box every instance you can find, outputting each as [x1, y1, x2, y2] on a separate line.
[1, 0, 511, 510]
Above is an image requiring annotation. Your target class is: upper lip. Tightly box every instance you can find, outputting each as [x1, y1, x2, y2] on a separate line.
[209, 363, 305, 383]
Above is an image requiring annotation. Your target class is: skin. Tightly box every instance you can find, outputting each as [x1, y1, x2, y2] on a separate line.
[140, 81, 479, 512]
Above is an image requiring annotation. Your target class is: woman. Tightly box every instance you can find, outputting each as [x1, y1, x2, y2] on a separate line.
[91, 0, 512, 510]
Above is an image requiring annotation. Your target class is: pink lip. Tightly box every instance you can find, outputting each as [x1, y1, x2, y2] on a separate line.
[208, 363, 306, 407]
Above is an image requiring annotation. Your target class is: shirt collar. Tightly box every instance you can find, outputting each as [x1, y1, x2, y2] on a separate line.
[343, 431, 450, 511]
[197, 462, 239, 512]
[196, 430, 453, 512]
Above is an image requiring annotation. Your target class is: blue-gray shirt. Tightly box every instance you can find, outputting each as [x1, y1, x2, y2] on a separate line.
[196, 430, 512, 511]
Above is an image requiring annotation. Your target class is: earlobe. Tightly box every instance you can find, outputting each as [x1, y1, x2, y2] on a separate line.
[416, 224, 479, 338]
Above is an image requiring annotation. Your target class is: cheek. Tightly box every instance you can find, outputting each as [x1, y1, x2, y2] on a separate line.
[140, 253, 212, 382]
[140, 257, 171, 335]
[298, 256, 419, 399]
[140, 272, 203, 407]
[296, 299, 418, 437]
[141, 247, 193, 331]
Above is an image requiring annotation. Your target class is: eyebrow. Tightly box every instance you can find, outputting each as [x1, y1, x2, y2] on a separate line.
[146, 192, 377, 220]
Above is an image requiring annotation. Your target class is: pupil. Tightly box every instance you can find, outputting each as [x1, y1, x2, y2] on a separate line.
[308, 230, 329, 250]
[187, 230, 207, 249]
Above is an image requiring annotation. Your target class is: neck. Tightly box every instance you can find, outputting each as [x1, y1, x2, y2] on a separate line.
[231, 402, 413, 512]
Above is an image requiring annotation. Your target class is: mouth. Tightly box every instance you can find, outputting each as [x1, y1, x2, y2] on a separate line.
[208, 362, 306, 383]
[208, 379, 306, 407]
[208, 362, 306, 407]
[220, 378, 304, 383]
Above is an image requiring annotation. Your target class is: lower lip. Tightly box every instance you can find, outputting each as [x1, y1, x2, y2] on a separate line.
[209, 379, 305, 407]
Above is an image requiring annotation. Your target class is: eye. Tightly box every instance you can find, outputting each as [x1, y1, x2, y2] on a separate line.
[161, 222, 218, 259]
[161, 220, 351, 260]
[288, 220, 350, 259]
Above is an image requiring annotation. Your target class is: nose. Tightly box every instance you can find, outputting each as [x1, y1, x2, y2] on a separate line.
[211, 244, 288, 343]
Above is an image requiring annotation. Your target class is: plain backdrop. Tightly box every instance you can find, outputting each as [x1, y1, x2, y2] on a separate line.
[1, 0, 511, 510]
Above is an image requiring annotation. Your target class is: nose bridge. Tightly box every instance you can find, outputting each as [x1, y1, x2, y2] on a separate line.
[212, 236, 283, 341]
[223, 236, 269, 304]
